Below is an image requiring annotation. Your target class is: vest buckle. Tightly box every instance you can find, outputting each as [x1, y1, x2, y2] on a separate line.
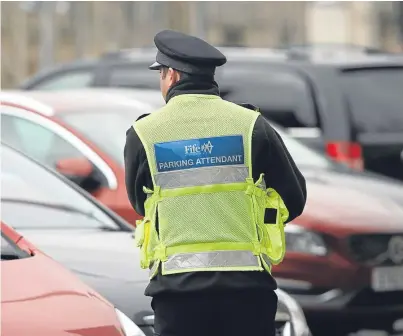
[252, 242, 264, 256]
[154, 245, 168, 261]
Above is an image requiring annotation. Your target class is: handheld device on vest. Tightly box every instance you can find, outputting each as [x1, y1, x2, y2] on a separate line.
[133, 95, 289, 279]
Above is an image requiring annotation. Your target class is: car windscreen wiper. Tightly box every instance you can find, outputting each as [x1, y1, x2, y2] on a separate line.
[1, 198, 119, 231]
[1, 253, 21, 261]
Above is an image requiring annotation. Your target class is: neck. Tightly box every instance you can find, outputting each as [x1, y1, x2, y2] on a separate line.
[165, 76, 220, 103]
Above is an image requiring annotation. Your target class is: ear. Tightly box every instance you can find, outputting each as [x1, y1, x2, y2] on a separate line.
[169, 69, 181, 84]
[175, 71, 181, 82]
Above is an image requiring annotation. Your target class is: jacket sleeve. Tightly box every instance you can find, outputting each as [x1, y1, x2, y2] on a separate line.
[123, 125, 153, 217]
[252, 115, 307, 223]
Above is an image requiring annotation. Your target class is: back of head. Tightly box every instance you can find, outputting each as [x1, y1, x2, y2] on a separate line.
[149, 30, 226, 100]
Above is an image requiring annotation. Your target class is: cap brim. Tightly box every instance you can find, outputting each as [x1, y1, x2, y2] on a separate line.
[149, 62, 162, 70]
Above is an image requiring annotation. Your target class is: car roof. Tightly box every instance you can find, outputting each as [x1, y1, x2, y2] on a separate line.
[1, 88, 164, 115]
[104, 46, 289, 61]
[303, 55, 403, 68]
[220, 52, 403, 67]
[102, 46, 403, 66]
[19, 47, 402, 90]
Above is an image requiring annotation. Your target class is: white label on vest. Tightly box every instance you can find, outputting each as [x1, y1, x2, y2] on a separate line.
[154, 135, 245, 173]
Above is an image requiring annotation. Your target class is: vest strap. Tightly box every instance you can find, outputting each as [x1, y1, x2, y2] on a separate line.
[266, 188, 289, 223]
[153, 244, 168, 261]
[144, 174, 267, 200]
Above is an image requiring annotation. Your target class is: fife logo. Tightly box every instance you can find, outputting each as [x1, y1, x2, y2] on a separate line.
[185, 141, 214, 155]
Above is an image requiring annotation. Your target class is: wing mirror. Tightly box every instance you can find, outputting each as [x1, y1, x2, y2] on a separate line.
[55, 157, 102, 193]
[56, 157, 93, 177]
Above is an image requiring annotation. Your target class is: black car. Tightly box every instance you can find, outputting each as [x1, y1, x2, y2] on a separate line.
[0, 142, 311, 336]
[19, 47, 403, 182]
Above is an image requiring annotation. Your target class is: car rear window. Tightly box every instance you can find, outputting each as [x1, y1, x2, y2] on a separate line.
[339, 67, 403, 133]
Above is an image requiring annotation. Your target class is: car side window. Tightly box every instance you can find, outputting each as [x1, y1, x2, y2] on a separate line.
[1, 234, 29, 260]
[1, 235, 16, 256]
[107, 64, 158, 89]
[1, 114, 85, 168]
[32, 70, 94, 90]
[339, 68, 403, 133]
[218, 62, 319, 128]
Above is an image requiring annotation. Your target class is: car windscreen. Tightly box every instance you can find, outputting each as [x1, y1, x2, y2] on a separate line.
[1, 145, 119, 230]
[62, 109, 331, 170]
[339, 67, 403, 133]
[59, 107, 154, 167]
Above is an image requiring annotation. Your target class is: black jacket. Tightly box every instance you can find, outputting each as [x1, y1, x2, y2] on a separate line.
[124, 78, 307, 297]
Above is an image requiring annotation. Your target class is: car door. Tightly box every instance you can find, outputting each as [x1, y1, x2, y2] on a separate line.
[0, 106, 119, 211]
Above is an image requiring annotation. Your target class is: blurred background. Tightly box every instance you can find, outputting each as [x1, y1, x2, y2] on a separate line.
[2, 1, 403, 88]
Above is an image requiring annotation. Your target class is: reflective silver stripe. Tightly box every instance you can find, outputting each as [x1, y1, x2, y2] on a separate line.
[261, 254, 272, 268]
[155, 165, 249, 189]
[149, 261, 158, 277]
[162, 250, 261, 272]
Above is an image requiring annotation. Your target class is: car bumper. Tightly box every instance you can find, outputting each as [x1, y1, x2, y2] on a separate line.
[274, 254, 403, 319]
[285, 287, 403, 315]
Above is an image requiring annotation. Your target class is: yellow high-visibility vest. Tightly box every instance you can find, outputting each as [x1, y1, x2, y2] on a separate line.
[133, 94, 289, 279]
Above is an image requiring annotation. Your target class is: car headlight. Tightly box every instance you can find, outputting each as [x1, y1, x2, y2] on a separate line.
[276, 289, 310, 336]
[285, 224, 327, 256]
[115, 308, 146, 336]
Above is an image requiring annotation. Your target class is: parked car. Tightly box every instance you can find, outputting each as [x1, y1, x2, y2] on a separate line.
[2, 90, 403, 335]
[0, 142, 311, 336]
[216, 53, 403, 183]
[1, 89, 164, 224]
[18, 47, 403, 181]
[1, 221, 144, 336]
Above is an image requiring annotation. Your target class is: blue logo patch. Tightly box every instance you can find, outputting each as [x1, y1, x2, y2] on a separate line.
[154, 135, 244, 172]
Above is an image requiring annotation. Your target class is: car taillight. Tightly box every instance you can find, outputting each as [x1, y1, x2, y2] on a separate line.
[326, 141, 364, 170]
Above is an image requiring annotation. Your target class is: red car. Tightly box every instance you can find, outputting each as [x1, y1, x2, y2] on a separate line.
[2, 89, 403, 335]
[1, 222, 147, 336]
[1, 89, 164, 225]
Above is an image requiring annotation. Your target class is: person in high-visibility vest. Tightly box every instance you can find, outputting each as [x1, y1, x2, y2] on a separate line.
[124, 30, 307, 336]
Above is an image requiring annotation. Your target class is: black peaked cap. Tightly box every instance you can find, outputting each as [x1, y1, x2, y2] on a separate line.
[149, 30, 227, 75]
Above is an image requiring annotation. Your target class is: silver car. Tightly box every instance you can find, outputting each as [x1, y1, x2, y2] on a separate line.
[1, 141, 311, 336]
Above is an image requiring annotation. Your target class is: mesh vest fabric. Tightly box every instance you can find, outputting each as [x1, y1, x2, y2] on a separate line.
[133, 94, 288, 278]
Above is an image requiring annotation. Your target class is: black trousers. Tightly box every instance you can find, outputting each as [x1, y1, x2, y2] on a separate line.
[152, 290, 278, 336]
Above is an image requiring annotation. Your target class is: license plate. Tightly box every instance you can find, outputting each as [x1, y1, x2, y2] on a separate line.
[371, 266, 403, 292]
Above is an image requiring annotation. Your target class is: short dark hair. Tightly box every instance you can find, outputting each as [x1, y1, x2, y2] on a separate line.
[160, 66, 185, 80]
[160, 66, 168, 79]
